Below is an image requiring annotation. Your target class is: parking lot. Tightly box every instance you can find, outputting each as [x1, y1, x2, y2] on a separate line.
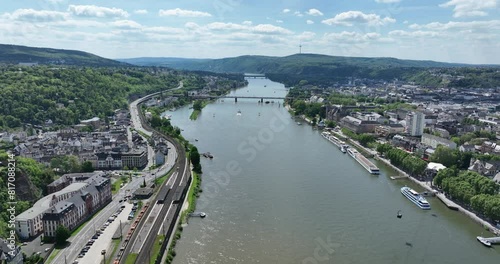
[73, 202, 133, 264]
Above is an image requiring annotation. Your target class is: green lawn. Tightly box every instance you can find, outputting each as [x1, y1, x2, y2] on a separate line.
[108, 239, 121, 264]
[112, 178, 124, 195]
[125, 253, 138, 264]
[189, 109, 200, 120]
[46, 248, 60, 264]
[149, 235, 165, 264]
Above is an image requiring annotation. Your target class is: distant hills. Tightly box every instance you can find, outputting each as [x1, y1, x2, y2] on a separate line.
[0, 44, 127, 67]
[118, 53, 472, 71]
[118, 54, 500, 87]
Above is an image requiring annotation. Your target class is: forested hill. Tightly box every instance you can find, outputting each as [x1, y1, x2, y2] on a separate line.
[119, 53, 471, 71]
[119, 54, 500, 87]
[0, 44, 127, 67]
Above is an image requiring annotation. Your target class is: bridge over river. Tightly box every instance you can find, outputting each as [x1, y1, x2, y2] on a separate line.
[189, 94, 286, 102]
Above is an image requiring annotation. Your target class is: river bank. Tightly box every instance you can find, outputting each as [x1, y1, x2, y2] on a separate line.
[334, 131, 500, 236]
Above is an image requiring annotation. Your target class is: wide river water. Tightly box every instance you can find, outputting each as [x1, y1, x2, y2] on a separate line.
[166, 78, 499, 264]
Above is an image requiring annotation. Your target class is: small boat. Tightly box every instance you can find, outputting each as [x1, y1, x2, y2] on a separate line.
[258, 113, 261, 116]
[397, 210, 402, 219]
[340, 145, 347, 153]
[297, 122, 302, 125]
[237, 110, 242, 116]
[477, 236, 492, 247]
[265, 101, 270, 104]
[200, 212, 206, 218]
[195, 139, 198, 142]
[264, 85, 267, 87]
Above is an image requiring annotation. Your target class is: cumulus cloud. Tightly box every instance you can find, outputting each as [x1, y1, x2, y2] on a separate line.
[323, 31, 382, 43]
[134, 9, 148, 15]
[111, 20, 142, 29]
[440, 0, 497, 17]
[68, 5, 129, 18]
[242, 20, 252, 25]
[322, 11, 396, 26]
[294, 11, 304, 17]
[306, 8, 324, 16]
[159, 8, 212, 17]
[252, 24, 293, 35]
[389, 30, 440, 38]
[409, 20, 500, 31]
[276, 20, 283, 23]
[283, 8, 291, 13]
[5, 9, 68, 22]
[306, 20, 314, 24]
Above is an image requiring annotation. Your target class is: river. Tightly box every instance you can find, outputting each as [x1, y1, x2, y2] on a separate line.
[165, 78, 499, 264]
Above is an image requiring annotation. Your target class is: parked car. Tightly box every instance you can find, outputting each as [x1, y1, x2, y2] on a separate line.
[44, 248, 50, 252]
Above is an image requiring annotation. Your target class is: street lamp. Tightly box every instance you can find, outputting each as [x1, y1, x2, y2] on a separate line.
[101, 249, 106, 264]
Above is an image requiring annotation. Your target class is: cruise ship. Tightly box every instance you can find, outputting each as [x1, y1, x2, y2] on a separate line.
[321, 131, 345, 148]
[401, 187, 431, 210]
[346, 147, 380, 174]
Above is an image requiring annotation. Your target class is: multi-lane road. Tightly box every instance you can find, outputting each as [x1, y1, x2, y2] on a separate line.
[50, 84, 182, 264]
[120, 82, 190, 264]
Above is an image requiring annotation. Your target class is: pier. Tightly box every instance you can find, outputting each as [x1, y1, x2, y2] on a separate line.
[390, 176, 407, 180]
[436, 193, 459, 210]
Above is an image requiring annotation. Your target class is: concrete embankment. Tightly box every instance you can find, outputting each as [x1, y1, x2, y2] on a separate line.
[328, 131, 500, 236]
[374, 155, 500, 236]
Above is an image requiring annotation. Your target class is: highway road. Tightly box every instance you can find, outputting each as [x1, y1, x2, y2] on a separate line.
[50, 84, 182, 264]
[120, 82, 190, 264]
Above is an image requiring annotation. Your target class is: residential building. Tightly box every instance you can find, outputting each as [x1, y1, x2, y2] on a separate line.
[0, 239, 23, 264]
[421, 133, 457, 149]
[122, 150, 148, 169]
[340, 116, 379, 133]
[407, 111, 425, 136]
[375, 124, 405, 137]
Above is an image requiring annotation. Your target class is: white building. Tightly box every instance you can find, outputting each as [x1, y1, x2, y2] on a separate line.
[407, 111, 425, 136]
[15, 183, 88, 239]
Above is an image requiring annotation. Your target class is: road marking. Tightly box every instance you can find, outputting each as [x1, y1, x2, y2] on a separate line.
[158, 202, 173, 236]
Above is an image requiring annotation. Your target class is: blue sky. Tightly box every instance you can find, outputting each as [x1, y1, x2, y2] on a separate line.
[0, 0, 499, 63]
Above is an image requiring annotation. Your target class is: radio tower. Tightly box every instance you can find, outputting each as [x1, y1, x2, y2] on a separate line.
[299, 44, 302, 54]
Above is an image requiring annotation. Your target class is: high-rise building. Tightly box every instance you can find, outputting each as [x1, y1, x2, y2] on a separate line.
[407, 111, 425, 136]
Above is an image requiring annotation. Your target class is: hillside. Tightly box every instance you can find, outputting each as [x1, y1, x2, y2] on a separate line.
[0, 44, 127, 67]
[118, 53, 473, 72]
[119, 54, 500, 87]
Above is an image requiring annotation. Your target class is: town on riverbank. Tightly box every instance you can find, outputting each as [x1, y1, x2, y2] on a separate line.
[287, 84, 500, 238]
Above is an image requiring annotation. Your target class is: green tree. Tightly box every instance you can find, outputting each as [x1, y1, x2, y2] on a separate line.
[81, 161, 94, 172]
[430, 146, 459, 167]
[193, 100, 203, 111]
[55, 225, 70, 245]
[358, 134, 375, 147]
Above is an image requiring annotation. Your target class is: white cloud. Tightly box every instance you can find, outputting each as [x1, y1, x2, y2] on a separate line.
[5, 9, 68, 22]
[276, 20, 283, 23]
[322, 11, 396, 26]
[159, 8, 212, 17]
[111, 20, 142, 29]
[283, 8, 291, 13]
[409, 20, 500, 31]
[242, 20, 252, 25]
[206, 22, 247, 31]
[389, 30, 440, 38]
[252, 24, 293, 35]
[403, 20, 409, 24]
[294, 11, 304, 17]
[68, 5, 129, 18]
[306, 8, 324, 16]
[45, 0, 66, 3]
[306, 20, 314, 24]
[134, 9, 148, 15]
[439, 0, 497, 17]
[297, 31, 316, 40]
[375, 0, 401, 3]
[323, 31, 382, 43]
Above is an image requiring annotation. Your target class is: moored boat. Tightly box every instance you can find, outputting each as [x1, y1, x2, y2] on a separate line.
[477, 236, 492, 247]
[401, 186, 431, 209]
